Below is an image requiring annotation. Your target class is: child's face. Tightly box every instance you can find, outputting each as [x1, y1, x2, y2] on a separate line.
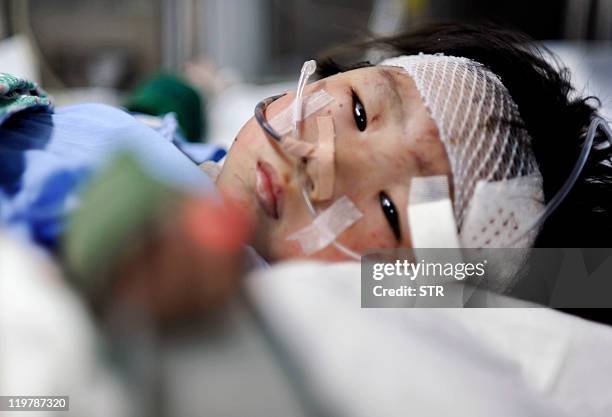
[216, 66, 451, 262]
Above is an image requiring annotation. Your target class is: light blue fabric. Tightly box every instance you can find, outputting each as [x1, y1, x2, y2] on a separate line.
[0, 103, 217, 250]
[134, 112, 226, 164]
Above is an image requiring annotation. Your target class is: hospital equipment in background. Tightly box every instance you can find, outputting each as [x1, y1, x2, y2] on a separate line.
[0, 0, 374, 89]
[3, 0, 604, 95]
[565, 0, 612, 39]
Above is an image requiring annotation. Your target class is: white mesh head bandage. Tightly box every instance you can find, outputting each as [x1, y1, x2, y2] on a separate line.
[380, 54, 544, 249]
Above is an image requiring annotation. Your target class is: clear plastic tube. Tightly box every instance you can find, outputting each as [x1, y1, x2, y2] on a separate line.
[508, 116, 612, 246]
[292, 60, 317, 139]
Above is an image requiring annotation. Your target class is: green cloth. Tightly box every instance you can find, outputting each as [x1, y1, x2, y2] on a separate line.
[0, 73, 52, 124]
[65, 153, 179, 291]
[125, 73, 205, 142]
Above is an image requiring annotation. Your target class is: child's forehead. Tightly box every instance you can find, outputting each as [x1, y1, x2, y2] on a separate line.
[338, 66, 423, 108]
[332, 65, 409, 82]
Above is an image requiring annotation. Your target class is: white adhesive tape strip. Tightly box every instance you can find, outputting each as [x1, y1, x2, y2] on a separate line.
[280, 136, 316, 158]
[408, 176, 466, 307]
[269, 90, 335, 136]
[408, 175, 460, 248]
[287, 196, 363, 255]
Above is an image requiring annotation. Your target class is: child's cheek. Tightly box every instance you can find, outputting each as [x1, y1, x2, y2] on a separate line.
[346, 220, 396, 252]
[359, 236, 394, 252]
[366, 230, 392, 248]
[234, 120, 262, 147]
[274, 238, 304, 260]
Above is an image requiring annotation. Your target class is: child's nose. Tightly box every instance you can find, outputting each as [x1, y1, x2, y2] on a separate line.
[302, 115, 336, 202]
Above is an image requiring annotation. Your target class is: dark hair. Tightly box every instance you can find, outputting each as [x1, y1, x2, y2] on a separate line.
[317, 23, 612, 247]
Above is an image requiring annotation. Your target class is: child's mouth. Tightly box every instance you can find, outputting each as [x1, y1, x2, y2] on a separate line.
[255, 161, 282, 219]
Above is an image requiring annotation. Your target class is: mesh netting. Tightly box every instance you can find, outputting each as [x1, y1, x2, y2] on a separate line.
[379, 54, 541, 229]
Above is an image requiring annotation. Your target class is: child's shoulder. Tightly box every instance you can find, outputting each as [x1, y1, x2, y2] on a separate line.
[55, 103, 140, 127]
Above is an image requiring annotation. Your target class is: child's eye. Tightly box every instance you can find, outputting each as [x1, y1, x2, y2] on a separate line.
[352, 90, 367, 131]
[379, 191, 401, 241]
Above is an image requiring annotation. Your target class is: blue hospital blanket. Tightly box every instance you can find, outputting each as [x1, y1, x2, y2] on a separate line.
[0, 102, 222, 250]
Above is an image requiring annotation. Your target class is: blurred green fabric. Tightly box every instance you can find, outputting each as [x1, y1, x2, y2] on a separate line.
[126, 73, 205, 142]
[0, 72, 52, 124]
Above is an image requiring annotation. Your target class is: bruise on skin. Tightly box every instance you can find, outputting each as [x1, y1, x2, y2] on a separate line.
[348, 225, 393, 251]
[369, 230, 384, 242]
[410, 122, 450, 176]
[392, 148, 419, 175]
[410, 148, 433, 175]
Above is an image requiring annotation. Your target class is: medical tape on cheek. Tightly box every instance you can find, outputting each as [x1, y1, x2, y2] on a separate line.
[280, 136, 316, 158]
[269, 90, 335, 137]
[407, 176, 467, 307]
[286, 196, 363, 255]
[306, 116, 335, 201]
[408, 175, 461, 249]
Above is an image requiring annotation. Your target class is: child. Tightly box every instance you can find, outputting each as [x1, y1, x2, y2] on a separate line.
[2, 23, 610, 322]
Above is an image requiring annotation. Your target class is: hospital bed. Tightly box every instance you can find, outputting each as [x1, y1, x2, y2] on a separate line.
[3, 238, 612, 417]
[2, 40, 612, 417]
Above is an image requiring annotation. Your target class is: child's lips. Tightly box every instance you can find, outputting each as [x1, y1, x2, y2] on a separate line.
[255, 161, 283, 219]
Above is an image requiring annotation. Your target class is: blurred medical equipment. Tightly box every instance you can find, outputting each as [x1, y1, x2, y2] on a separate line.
[0, 35, 39, 82]
[565, 0, 612, 39]
[368, 0, 407, 35]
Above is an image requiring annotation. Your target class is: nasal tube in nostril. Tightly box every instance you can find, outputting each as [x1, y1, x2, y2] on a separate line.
[292, 60, 317, 139]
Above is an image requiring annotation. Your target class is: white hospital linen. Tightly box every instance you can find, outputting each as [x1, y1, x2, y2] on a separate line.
[247, 261, 612, 417]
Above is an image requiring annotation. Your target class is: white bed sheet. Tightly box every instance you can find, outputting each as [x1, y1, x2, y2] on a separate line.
[0, 234, 130, 417]
[247, 261, 612, 417]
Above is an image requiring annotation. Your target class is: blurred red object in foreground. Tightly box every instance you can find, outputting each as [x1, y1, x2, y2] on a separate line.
[181, 192, 254, 253]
